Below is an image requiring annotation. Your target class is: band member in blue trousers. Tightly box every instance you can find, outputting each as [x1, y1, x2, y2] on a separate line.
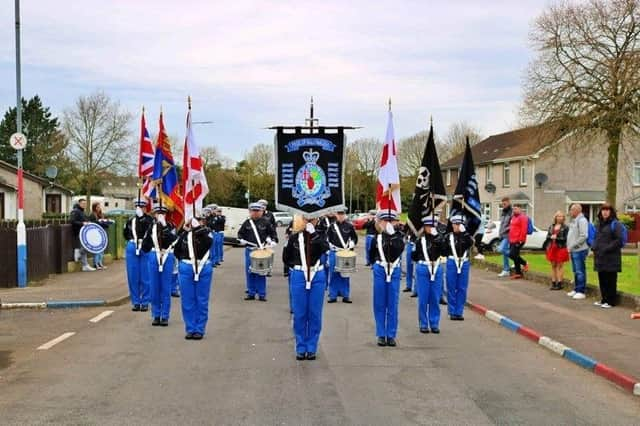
[174, 216, 213, 340]
[369, 210, 405, 347]
[403, 233, 416, 296]
[284, 216, 330, 361]
[141, 206, 177, 326]
[327, 208, 358, 303]
[445, 215, 474, 321]
[124, 200, 154, 312]
[412, 216, 446, 333]
[214, 207, 226, 264]
[363, 210, 377, 266]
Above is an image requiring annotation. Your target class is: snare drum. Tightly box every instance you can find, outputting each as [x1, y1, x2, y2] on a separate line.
[249, 248, 274, 276]
[334, 249, 357, 276]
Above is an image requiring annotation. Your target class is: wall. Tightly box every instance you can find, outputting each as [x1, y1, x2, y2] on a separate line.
[0, 167, 44, 219]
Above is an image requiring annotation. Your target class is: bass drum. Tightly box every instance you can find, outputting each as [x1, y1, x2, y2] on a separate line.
[79, 223, 109, 254]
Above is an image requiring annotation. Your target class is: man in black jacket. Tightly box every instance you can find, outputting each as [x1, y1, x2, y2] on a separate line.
[69, 199, 94, 272]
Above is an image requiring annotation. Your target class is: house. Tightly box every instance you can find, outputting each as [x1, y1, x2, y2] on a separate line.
[441, 125, 640, 228]
[101, 176, 142, 211]
[0, 160, 74, 220]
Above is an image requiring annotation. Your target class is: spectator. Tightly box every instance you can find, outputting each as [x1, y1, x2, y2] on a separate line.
[497, 197, 513, 277]
[88, 202, 112, 270]
[508, 205, 529, 279]
[592, 203, 624, 309]
[545, 211, 569, 290]
[567, 204, 589, 300]
[69, 199, 94, 272]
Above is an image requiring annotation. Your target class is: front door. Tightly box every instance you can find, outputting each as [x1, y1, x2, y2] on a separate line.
[0, 192, 4, 219]
[46, 194, 62, 214]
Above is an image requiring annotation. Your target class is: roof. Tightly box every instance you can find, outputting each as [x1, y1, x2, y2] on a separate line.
[0, 159, 73, 194]
[0, 180, 17, 191]
[565, 190, 605, 203]
[503, 191, 530, 201]
[441, 124, 564, 169]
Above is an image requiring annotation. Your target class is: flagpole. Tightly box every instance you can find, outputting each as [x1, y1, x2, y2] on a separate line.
[138, 105, 145, 206]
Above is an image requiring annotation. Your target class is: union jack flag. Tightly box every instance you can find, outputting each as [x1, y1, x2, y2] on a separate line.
[139, 112, 155, 198]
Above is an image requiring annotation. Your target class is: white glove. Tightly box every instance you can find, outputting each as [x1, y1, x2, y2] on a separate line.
[305, 223, 316, 234]
[191, 218, 200, 228]
[267, 239, 277, 248]
[459, 224, 466, 232]
[429, 227, 438, 236]
[266, 237, 273, 245]
[135, 207, 143, 217]
[385, 222, 395, 235]
[157, 214, 166, 227]
[238, 238, 248, 245]
[347, 240, 355, 249]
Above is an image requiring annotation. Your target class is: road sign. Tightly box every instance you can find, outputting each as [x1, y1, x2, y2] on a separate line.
[245, 191, 250, 200]
[9, 132, 27, 150]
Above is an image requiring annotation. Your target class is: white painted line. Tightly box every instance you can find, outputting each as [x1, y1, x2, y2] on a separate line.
[634, 383, 640, 396]
[485, 310, 504, 324]
[37, 332, 76, 350]
[538, 336, 571, 356]
[89, 310, 114, 323]
[1, 302, 47, 309]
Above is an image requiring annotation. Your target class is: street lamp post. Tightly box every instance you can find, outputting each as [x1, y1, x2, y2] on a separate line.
[15, 0, 27, 288]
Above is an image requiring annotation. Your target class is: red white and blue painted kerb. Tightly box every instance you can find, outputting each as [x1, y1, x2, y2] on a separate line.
[466, 301, 640, 397]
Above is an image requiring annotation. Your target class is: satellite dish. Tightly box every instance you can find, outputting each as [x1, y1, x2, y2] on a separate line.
[535, 173, 548, 188]
[485, 183, 496, 194]
[45, 166, 58, 180]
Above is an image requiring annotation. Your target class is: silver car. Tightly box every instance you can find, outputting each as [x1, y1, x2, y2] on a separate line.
[272, 211, 293, 227]
[482, 220, 548, 251]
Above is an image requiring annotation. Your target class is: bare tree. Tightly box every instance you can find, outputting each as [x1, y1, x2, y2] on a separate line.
[441, 121, 483, 161]
[245, 143, 274, 176]
[350, 138, 383, 177]
[398, 130, 428, 177]
[522, 0, 640, 205]
[63, 92, 133, 204]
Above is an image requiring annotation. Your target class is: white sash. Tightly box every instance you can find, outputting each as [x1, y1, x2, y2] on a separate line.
[132, 218, 142, 256]
[421, 236, 439, 281]
[376, 234, 400, 283]
[249, 219, 264, 250]
[298, 232, 320, 290]
[332, 223, 347, 249]
[187, 231, 210, 282]
[449, 233, 468, 274]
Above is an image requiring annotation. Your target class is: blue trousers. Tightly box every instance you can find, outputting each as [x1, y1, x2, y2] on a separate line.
[415, 263, 443, 329]
[446, 259, 470, 317]
[244, 248, 267, 297]
[570, 249, 588, 293]
[93, 251, 104, 267]
[291, 269, 326, 355]
[210, 232, 219, 264]
[365, 235, 374, 265]
[148, 253, 175, 320]
[328, 251, 350, 299]
[217, 232, 225, 262]
[288, 271, 293, 313]
[405, 243, 414, 290]
[125, 241, 150, 306]
[171, 266, 180, 296]
[322, 252, 329, 288]
[498, 238, 510, 272]
[179, 260, 213, 335]
[372, 263, 401, 338]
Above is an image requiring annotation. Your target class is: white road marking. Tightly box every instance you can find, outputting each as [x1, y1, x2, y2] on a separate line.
[89, 310, 114, 323]
[37, 332, 76, 350]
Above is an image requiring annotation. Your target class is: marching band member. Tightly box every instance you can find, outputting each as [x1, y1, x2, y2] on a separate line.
[124, 200, 154, 312]
[173, 214, 214, 340]
[214, 207, 226, 264]
[237, 202, 278, 301]
[412, 216, 446, 333]
[369, 210, 405, 347]
[141, 206, 177, 326]
[327, 208, 358, 303]
[445, 215, 474, 321]
[283, 215, 330, 360]
[403, 232, 417, 297]
[363, 210, 377, 266]
[204, 207, 217, 266]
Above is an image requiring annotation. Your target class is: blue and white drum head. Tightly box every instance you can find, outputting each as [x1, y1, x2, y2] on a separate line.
[79, 223, 108, 254]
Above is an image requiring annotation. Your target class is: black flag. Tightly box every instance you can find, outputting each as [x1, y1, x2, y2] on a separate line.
[449, 137, 482, 235]
[407, 123, 447, 236]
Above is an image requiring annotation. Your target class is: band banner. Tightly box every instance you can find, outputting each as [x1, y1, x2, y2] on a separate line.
[274, 128, 345, 218]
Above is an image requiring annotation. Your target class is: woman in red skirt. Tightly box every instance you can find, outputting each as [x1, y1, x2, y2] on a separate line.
[545, 211, 570, 290]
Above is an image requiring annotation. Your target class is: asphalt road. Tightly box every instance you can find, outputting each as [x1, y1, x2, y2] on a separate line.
[1, 235, 639, 425]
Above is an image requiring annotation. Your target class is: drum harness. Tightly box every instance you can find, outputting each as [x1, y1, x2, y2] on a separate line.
[151, 223, 178, 273]
[296, 232, 322, 290]
[419, 236, 438, 282]
[248, 219, 264, 250]
[376, 234, 400, 283]
[331, 223, 351, 251]
[186, 229, 209, 282]
[448, 233, 468, 275]
[131, 218, 143, 256]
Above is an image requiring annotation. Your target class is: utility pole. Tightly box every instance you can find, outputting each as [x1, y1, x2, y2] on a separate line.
[15, 0, 27, 288]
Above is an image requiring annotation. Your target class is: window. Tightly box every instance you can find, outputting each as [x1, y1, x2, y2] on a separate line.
[482, 202, 491, 219]
[0, 192, 4, 219]
[520, 161, 527, 186]
[486, 164, 493, 184]
[503, 162, 511, 187]
[45, 194, 61, 214]
[446, 169, 451, 186]
[104, 201, 110, 207]
[634, 161, 640, 186]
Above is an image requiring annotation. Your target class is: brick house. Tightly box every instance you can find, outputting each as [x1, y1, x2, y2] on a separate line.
[441, 125, 640, 228]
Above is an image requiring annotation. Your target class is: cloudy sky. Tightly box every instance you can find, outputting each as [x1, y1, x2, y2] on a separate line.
[0, 0, 549, 162]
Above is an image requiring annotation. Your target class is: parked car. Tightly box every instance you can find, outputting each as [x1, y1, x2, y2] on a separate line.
[105, 209, 136, 217]
[351, 213, 371, 230]
[481, 220, 548, 251]
[272, 211, 293, 227]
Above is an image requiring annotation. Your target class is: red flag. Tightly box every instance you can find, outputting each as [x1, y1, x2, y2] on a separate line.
[182, 108, 209, 220]
[376, 108, 401, 212]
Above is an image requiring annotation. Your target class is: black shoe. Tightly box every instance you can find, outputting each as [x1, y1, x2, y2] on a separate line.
[342, 298, 352, 304]
[171, 292, 180, 298]
[160, 318, 169, 326]
[402, 288, 411, 293]
[258, 296, 267, 302]
[245, 289, 249, 294]
[132, 304, 141, 312]
[296, 353, 306, 361]
[430, 328, 440, 334]
[451, 315, 464, 321]
[284, 273, 289, 277]
[152, 317, 161, 326]
[420, 327, 429, 334]
[185, 333, 194, 340]
[191, 333, 203, 340]
[327, 299, 337, 303]
[410, 292, 418, 298]
[306, 352, 316, 360]
[244, 295, 255, 301]
[140, 305, 149, 312]
[440, 298, 448, 305]
[386, 337, 397, 347]
[267, 272, 272, 277]
[377, 337, 387, 346]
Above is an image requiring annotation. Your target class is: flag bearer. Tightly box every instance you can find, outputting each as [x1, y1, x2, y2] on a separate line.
[142, 206, 177, 326]
[327, 208, 358, 303]
[369, 210, 405, 347]
[445, 215, 474, 321]
[124, 200, 154, 312]
[173, 215, 214, 340]
[412, 216, 446, 333]
[283, 216, 330, 360]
